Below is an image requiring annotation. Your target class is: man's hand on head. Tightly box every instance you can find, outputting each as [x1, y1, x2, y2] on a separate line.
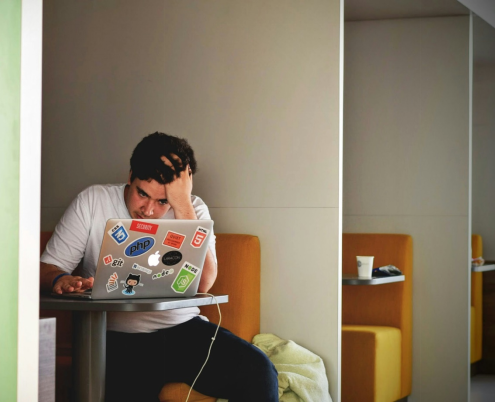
[53, 275, 94, 294]
[161, 155, 196, 219]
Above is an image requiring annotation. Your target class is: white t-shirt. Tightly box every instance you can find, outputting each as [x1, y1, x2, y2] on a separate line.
[41, 184, 217, 333]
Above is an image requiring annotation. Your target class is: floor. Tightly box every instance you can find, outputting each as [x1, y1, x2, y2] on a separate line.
[471, 375, 495, 401]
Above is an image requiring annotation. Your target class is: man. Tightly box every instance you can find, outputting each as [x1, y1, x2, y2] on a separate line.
[40, 132, 278, 402]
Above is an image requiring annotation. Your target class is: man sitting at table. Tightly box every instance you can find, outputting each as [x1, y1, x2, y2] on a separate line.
[39, 132, 279, 402]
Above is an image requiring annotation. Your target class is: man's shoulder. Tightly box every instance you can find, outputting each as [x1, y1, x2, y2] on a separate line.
[77, 183, 125, 200]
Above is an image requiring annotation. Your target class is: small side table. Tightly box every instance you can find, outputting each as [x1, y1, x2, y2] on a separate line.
[40, 294, 228, 402]
[472, 264, 495, 272]
[342, 275, 405, 285]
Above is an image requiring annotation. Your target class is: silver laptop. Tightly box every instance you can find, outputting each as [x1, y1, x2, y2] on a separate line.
[54, 218, 213, 300]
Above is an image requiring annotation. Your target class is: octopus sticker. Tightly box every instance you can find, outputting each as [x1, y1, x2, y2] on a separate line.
[121, 273, 143, 296]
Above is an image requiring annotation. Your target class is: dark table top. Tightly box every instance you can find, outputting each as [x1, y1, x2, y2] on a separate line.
[40, 294, 228, 311]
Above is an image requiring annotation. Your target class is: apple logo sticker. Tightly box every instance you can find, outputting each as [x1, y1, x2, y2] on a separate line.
[148, 251, 160, 267]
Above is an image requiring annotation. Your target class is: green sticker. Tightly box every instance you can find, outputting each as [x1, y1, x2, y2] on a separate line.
[171, 262, 200, 293]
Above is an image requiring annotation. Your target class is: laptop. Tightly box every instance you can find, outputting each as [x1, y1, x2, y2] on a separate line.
[53, 218, 213, 300]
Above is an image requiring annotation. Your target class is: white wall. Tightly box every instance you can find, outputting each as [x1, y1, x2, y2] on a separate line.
[19, 0, 43, 400]
[344, 16, 470, 401]
[42, 0, 342, 399]
[472, 16, 495, 259]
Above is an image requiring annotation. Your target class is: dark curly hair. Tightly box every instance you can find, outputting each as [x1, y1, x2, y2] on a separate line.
[130, 132, 197, 184]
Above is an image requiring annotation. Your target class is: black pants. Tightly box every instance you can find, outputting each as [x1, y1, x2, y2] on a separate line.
[105, 317, 279, 402]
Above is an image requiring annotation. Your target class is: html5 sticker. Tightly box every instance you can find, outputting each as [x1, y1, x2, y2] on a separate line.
[163, 231, 186, 250]
[103, 255, 113, 265]
[130, 220, 159, 235]
[190, 226, 209, 248]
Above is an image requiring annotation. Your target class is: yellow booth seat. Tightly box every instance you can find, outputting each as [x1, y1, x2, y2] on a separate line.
[471, 234, 483, 364]
[40, 232, 261, 402]
[342, 234, 413, 402]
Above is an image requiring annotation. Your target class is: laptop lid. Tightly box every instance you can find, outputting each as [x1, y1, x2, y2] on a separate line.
[89, 218, 213, 300]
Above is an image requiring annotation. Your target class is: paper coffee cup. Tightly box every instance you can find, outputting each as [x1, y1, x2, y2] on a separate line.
[357, 256, 374, 279]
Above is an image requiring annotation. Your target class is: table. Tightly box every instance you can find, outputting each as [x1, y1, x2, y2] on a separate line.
[40, 294, 228, 402]
[472, 264, 495, 272]
[342, 274, 405, 285]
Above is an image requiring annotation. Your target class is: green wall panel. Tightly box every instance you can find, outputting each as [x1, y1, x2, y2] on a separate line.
[0, 0, 21, 401]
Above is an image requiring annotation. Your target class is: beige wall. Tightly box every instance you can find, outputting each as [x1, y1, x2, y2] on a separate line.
[344, 17, 470, 401]
[42, 0, 342, 399]
[472, 16, 495, 260]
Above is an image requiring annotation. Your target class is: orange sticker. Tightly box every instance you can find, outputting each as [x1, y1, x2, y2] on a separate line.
[163, 231, 186, 250]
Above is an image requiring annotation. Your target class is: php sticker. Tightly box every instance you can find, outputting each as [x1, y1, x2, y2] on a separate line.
[152, 268, 174, 280]
[108, 222, 129, 245]
[106, 272, 119, 293]
[162, 251, 182, 266]
[124, 236, 155, 258]
[171, 262, 200, 293]
[130, 220, 159, 235]
[131, 263, 152, 274]
[163, 231, 186, 250]
[103, 255, 113, 265]
[191, 226, 209, 248]
[111, 258, 124, 268]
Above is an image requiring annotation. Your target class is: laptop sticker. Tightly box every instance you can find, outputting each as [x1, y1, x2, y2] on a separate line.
[106, 272, 119, 293]
[103, 255, 113, 265]
[124, 236, 155, 258]
[121, 273, 143, 295]
[152, 268, 174, 280]
[111, 258, 124, 268]
[147, 251, 160, 267]
[162, 251, 182, 266]
[171, 262, 201, 294]
[191, 226, 209, 248]
[108, 222, 129, 245]
[131, 263, 152, 275]
[130, 220, 159, 235]
[162, 231, 186, 250]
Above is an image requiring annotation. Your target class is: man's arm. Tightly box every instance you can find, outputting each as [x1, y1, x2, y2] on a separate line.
[40, 262, 94, 294]
[172, 201, 217, 293]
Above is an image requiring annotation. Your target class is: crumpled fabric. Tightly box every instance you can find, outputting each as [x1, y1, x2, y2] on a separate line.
[252, 333, 332, 402]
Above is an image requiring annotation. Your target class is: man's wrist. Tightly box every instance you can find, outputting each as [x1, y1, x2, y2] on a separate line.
[52, 272, 70, 287]
[172, 200, 197, 219]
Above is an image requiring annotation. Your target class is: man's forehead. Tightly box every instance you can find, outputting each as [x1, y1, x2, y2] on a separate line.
[134, 178, 167, 199]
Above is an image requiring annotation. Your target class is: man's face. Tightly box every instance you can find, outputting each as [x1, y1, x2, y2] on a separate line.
[124, 174, 171, 219]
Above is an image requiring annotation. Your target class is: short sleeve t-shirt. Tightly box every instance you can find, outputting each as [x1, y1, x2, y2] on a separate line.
[41, 184, 217, 333]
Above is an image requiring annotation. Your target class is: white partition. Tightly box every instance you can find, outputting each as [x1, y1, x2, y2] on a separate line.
[344, 16, 470, 401]
[42, 0, 343, 399]
[472, 16, 495, 259]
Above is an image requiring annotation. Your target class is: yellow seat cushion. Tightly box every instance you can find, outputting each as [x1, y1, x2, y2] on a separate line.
[159, 383, 216, 402]
[342, 325, 401, 402]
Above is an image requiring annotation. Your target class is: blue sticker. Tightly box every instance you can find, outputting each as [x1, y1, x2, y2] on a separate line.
[108, 222, 129, 245]
[124, 236, 155, 258]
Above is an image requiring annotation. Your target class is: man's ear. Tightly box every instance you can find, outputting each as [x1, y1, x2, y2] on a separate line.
[127, 171, 132, 186]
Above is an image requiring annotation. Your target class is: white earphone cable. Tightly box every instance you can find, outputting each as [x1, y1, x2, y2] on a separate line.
[186, 293, 222, 402]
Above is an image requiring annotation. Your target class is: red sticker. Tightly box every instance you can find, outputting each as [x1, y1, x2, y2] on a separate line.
[191, 226, 209, 248]
[104, 255, 113, 265]
[163, 231, 186, 250]
[130, 220, 159, 235]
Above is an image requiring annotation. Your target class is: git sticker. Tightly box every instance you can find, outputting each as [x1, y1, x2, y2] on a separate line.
[106, 272, 118, 293]
[108, 222, 129, 245]
[111, 258, 124, 268]
[191, 226, 209, 248]
[163, 231, 186, 250]
[171, 262, 200, 293]
[103, 255, 113, 265]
